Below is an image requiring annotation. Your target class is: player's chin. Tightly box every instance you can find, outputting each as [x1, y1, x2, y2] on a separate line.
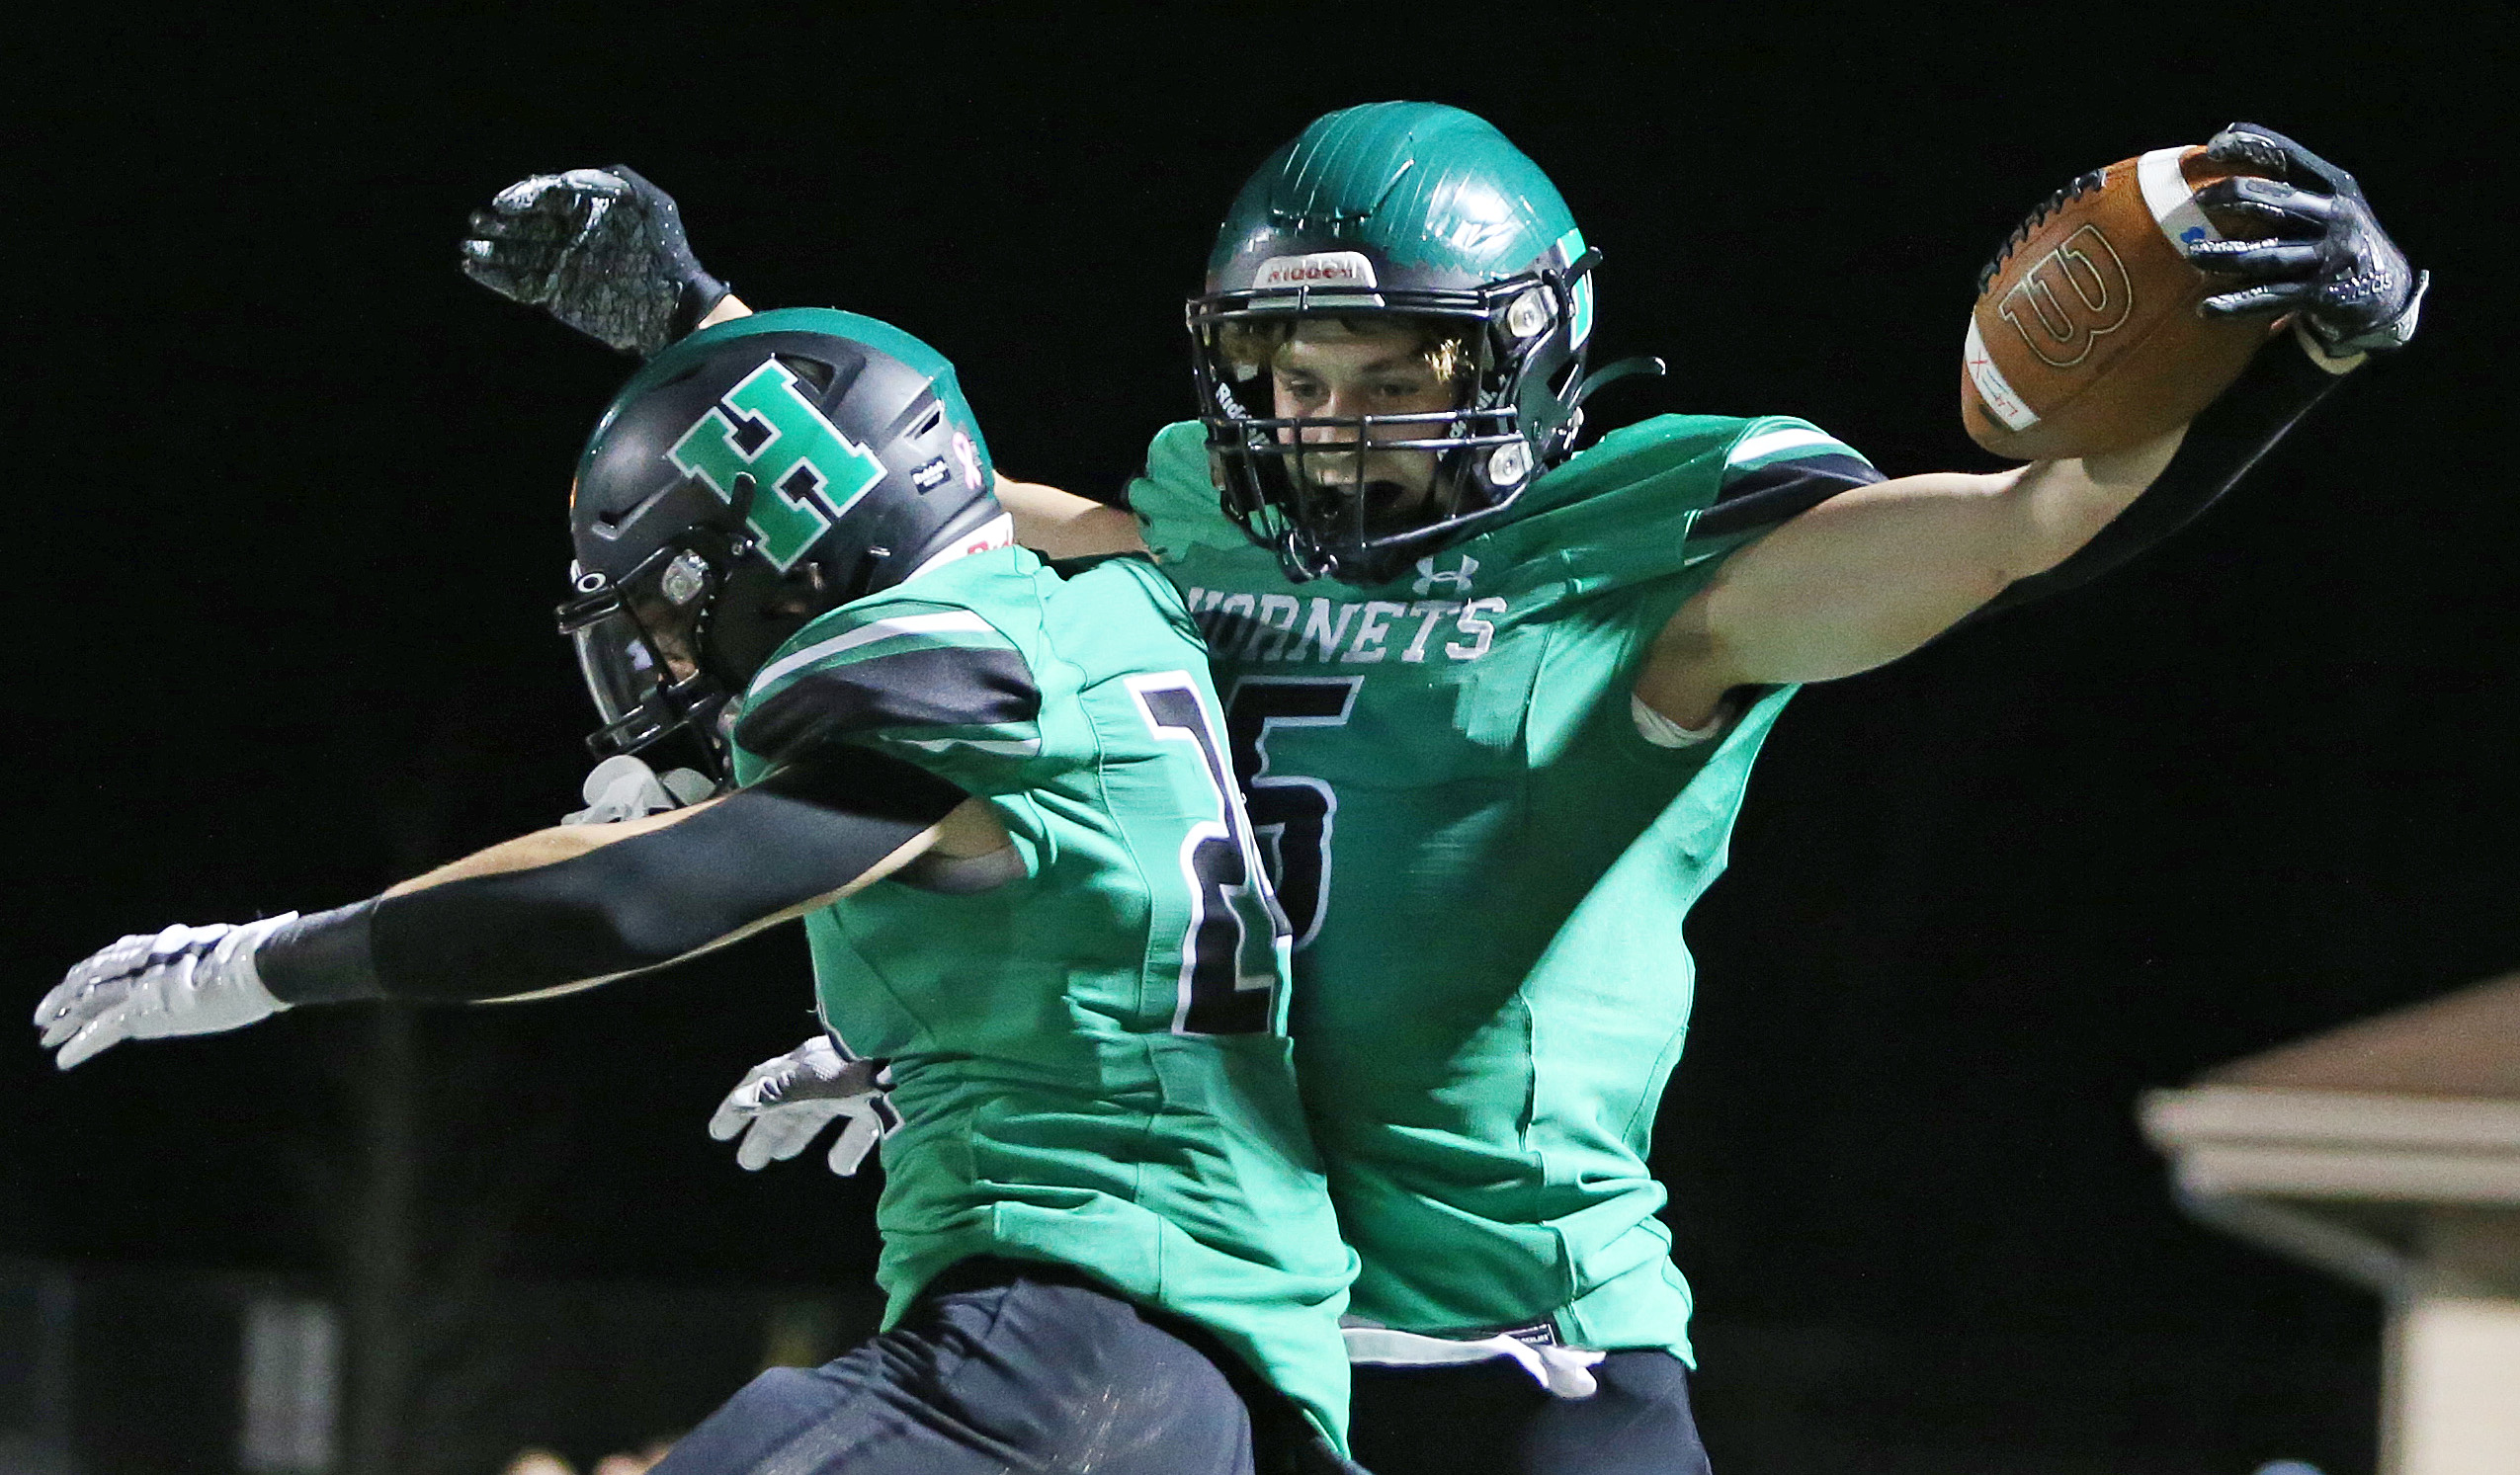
[1304, 476, 1429, 532]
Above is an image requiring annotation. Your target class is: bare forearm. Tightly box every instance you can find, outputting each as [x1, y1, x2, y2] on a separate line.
[1977, 329, 2353, 618]
[995, 475, 1147, 557]
[1674, 432, 2176, 674]
[2000, 426, 2188, 583]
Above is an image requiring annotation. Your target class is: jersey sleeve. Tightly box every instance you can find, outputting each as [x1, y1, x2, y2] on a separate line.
[1689, 415, 1884, 542]
[1126, 421, 1254, 566]
[731, 596, 1046, 790]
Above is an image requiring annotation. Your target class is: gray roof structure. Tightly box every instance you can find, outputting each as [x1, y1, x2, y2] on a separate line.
[2200, 972, 2520, 1101]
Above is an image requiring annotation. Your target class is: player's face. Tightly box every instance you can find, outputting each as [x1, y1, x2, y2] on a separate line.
[1270, 319, 1460, 528]
[624, 587, 703, 684]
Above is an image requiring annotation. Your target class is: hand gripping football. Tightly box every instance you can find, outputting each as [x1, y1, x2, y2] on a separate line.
[1963, 147, 2275, 460]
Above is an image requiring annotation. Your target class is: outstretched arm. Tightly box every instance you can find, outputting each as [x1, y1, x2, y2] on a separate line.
[1636, 426, 2186, 725]
[36, 753, 1003, 1068]
[1638, 123, 2421, 729]
[315, 758, 988, 1004]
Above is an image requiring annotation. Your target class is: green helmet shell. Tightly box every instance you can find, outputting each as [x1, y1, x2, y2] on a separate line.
[1207, 101, 1591, 338]
[1190, 104, 1614, 585]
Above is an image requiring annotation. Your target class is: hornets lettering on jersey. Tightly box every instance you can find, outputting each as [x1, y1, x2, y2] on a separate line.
[1176, 573, 1509, 667]
[727, 543, 1358, 1450]
[1134, 410, 1880, 1357]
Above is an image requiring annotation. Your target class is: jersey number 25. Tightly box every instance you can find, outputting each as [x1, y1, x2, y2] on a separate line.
[1128, 673, 1292, 1035]
[1223, 677, 1359, 950]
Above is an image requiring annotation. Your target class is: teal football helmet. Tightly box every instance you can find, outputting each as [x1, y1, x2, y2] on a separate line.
[1189, 103, 1644, 585]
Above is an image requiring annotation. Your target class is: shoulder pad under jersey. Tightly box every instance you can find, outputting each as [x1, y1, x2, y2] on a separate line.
[1128, 421, 1255, 567]
[733, 582, 1044, 774]
[1476, 415, 1868, 594]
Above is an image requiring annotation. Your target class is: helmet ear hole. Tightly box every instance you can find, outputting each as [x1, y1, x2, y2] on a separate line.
[771, 559, 831, 608]
[777, 354, 836, 393]
[763, 561, 827, 615]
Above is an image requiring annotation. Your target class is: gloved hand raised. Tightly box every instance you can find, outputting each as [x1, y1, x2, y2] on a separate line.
[461, 165, 730, 357]
[2189, 123, 2428, 356]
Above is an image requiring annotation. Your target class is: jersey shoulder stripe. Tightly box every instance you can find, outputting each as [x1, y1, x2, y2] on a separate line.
[1722, 415, 1877, 485]
[1470, 415, 1785, 597]
[1524, 413, 1748, 517]
[751, 610, 1003, 693]
[1725, 419, 1864, 469]
[1693, 416, 1884, 540]
[735, 588, 1044, 768]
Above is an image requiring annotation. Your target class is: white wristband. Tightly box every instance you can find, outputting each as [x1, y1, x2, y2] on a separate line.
[1632, 694, 1729, 749]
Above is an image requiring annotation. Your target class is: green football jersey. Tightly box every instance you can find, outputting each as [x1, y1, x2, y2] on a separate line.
[1128, 413, 1879, 1360]
[726, 545, 1357, 1449]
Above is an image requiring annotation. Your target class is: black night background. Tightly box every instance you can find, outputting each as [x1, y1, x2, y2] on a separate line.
[8, 7, 2512, 1473]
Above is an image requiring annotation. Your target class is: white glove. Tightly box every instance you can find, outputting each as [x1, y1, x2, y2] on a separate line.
[708, 1034, 900, 1176]
[36, 914, 299, 1069]
[562, 754, 716, 826]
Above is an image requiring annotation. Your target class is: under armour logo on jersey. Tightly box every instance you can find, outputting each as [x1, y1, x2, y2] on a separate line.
[1411, 553, 1479, 597]
[669, 359, 888, 571]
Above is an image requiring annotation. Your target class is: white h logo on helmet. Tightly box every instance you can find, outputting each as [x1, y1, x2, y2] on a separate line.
[1412, 554, 1479, 597]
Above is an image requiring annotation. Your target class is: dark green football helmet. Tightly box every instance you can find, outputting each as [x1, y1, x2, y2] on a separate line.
[556, 308, 1008, 772]
[1189, 102, 1638, 585]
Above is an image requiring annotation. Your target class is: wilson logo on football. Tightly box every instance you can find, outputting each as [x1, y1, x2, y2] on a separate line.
[1255, 251, 1379, 289]
[1996, 225, 2134, 369]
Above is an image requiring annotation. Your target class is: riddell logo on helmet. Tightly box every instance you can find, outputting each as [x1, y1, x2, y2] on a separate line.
[1256, 252, 1379, 289]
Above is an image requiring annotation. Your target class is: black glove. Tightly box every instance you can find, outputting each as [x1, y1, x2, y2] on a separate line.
[460, 165, 730, 358]
[2186, 123, 2427, 356]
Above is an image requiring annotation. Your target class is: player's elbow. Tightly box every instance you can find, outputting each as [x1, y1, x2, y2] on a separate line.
[1993, 434, 2182, 586]
[1982, 463, 2118, 587]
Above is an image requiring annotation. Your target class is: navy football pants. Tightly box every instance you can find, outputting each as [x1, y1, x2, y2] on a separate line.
[646, 1258, 1359, 1475]
[1350, 1350, 1713, 1475]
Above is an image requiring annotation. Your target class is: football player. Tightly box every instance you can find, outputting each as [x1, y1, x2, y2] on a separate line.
[37, 311, 1366, 1475]
[462, 112, 2421, 1474]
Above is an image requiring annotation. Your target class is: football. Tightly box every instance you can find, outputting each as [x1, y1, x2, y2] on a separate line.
[1962, 146, 2274, 461]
